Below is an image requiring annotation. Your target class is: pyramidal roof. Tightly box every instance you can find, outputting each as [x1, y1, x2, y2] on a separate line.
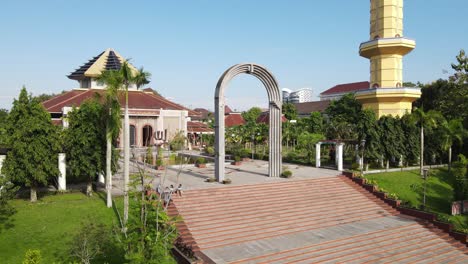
[68, 48, 138, 80]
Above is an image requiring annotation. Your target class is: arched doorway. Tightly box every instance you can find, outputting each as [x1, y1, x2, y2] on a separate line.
[142, 125, 153, 147]
[215, 63, 282, 182]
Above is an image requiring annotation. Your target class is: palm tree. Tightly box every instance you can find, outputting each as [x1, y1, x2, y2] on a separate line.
[98, 61, 151, 227]
[410, 108, 443, 176]
[98, 70, 122, 208]
[441, 119, 465, 171]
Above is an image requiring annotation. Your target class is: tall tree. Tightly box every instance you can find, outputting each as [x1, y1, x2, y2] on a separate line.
[2, 87, 60, 202]
[357, 109, 381, 167]
[410, 108, 443, 175]
[98, 70, 123, 208]
[441, 119, 465, 171]
[65, 99, 106, 196]
[325, 93, 362, 124]
[242, 107, 262, 124]
[378, 116, 404, 169]
[98, 62, 151, 227]
[282, 102, 298, 120]
[0, 109, 8, 146]
[401, 114, 420, 166]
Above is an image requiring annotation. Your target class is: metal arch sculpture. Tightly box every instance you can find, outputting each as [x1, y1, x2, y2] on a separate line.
[214, 63, 282, 182]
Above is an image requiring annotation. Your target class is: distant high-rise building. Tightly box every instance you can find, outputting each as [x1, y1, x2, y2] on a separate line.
[282, 88, 313, 103]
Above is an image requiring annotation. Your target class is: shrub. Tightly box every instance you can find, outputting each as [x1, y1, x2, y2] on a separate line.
[241, 148, 250, 158]
[366, 179, 378, 186]
[146, 146, 153, 164]
[206, 177, 216, 182]
[156, 158, 163, 167]
[222, 179, 232, 184]
[351, 162, 360, 171]
[387, 193, 399, 200]
[281, 170, 293, 178]
[234, 156, 241, 162]
[205, 146, 214, 155]
[196, 157, 206, 164]
[22, 249, 41, 264]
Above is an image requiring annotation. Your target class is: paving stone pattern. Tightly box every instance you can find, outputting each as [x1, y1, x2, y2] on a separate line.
[170, 176, 468, 263]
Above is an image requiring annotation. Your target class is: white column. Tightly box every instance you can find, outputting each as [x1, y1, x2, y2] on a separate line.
[58, 153, 66, 191]
[336, 143, 344, 171]
[98, 173, 105, 184]
[0, 155, 5, 176]
[315, 143, 321, 168]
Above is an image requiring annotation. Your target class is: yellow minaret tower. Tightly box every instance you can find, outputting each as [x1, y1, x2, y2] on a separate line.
[356, 0, 421, 117]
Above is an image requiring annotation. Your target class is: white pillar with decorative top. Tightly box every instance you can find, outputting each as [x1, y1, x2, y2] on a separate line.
[336, 143, 344, 171]
[315, 143, 321, 168]
[58, 153, 66, 191]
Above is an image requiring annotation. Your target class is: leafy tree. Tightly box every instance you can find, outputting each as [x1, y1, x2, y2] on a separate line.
[410, 108, 444, 175]
[357, 109, 381, 166]
[242, 107, 262, 123]
[378, 116, 404, 169]
[299, 112, 325, 134]
[2, 87, 60, 202]
[326, 116, 357, 140]
[282, 102, 297, 120]
[297, 132, 325, 164]
[441, 119, 466, 171]
[98, 61, 151, 228]
[0, 108, 8, 146]
[325, 93, 362, 124]
[65, 99, 105, 196]
[450, 49, 468, 84]
[452, 154, 468, 201]
[401, 114, 420, 166]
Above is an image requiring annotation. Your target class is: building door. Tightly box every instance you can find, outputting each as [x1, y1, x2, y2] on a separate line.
[142, 125, 153, 147]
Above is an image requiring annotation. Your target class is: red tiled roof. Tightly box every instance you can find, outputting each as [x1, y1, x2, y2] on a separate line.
[42, 89, 197, 116]
[225, 113, 245, 127]
[294, 100, 331, 114]
[256, 112, 288, 124]
[187, 121, 213, 133]
[192, 108, 212, 121]
[225, 105, 233, 114]
[320, 81, 370, 95]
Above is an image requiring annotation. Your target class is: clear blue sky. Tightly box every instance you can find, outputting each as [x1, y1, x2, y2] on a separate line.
[0, 0, 466, 111]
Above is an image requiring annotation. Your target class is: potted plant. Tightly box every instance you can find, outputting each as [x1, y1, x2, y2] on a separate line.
[195, 157, 206, 168]
[231, 156, 242, 166]
[281, 170, 293, 178]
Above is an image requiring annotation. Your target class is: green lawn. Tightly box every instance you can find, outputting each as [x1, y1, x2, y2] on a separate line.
[0, 192, 123, 264]
[365, 168, 468, 231]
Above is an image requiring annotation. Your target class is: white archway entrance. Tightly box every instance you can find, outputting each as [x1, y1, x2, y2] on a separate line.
[215, 63, 282, 182]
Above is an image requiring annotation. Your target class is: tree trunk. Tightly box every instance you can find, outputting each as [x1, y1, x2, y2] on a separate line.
[106, 132, 112, 208]
[386, 160, 390, 170]
[30, 186, 37, 202]
[86, 181, 93, 196]
[420, 126, 424, 176]
[448, 146, 452, 172]
[124, 89, 130, 228]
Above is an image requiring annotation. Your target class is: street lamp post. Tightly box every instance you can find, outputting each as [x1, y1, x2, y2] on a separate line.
[422, 168, 429, 209]
[360, 139, 366, 177]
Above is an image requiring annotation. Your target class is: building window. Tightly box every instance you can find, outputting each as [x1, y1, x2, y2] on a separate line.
[80, 78, 91, 88]
[130, 125, 136, 147]
[396, 82, 402, 88]
[142, 125, 153, 147]
[372, 83, 380, 88]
